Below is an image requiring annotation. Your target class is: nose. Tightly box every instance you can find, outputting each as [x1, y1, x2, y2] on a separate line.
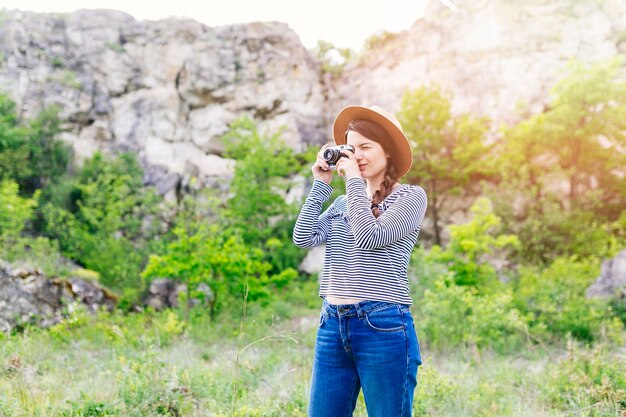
[354, 149, 364, 161]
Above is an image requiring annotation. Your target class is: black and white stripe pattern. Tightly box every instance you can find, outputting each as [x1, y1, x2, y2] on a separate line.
[293, 178, 428, 305]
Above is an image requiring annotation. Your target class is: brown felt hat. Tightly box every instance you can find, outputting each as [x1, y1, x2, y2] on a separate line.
[332, 105, 413, 178]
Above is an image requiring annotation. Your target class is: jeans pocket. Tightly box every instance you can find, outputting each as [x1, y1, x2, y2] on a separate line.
[364, 305, 405, 332]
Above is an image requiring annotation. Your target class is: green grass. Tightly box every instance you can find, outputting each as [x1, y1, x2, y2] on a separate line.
[0, 303, 624, 417]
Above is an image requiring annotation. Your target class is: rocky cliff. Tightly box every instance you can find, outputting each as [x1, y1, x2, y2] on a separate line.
[0, 9, 326, 197]
[0, 260, 117, 332]
[0, 1, 625, 197]
[326, 0, 626, 128]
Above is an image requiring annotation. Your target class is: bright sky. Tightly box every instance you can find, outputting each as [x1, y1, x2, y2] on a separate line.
[0, 0, 430, 51]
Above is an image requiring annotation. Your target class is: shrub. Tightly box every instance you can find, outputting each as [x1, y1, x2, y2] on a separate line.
[543, 343, 626, 414]
[513, 257, 625, 344]
[413, 366, 460, 417]
[42, 152, 163, 294]
[426, 197, 519, 290]
[417, 276, 529, 351]
[0, 180, 38, 239]
[142, 225, 275, 317]
[0, 94, 71, 195]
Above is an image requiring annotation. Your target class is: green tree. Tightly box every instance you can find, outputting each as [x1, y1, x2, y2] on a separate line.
[547, 58, 626, 213]
[140, 118, 308, 316]
[221, 117, 303, 273]
[494, 58, 626, 264]
[398, 86, 492, 244]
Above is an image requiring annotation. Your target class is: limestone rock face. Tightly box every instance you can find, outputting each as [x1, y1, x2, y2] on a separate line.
[0, 259, 222, 332]
[587, 249, 626, 298]
[0, 10, 326, 195]
[326, 0, 626, 128]
[1, 1, 625, 199]
[0, 260, 117, 333]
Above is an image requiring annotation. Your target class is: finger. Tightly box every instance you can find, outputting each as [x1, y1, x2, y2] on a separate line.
[337, 156, 355, 169]
[316, 157, 330, 170]
[313, 162, 326, 172]
[340, 150, 356, 161]
[317, 153, 331, 169]
[315, 160, 331, 172]
[316, 158, 329, 170]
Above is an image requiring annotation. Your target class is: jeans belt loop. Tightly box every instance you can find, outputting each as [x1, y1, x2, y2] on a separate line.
[355, 303, 365, 319]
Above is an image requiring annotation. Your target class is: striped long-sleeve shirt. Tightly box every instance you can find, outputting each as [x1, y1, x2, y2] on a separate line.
[293, 177, 428, 305]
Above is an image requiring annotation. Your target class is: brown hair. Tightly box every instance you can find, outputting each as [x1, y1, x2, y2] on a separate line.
[346, 119, 399, 218]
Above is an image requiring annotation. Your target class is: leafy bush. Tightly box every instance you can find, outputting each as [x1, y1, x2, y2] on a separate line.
[0, 180, 38, 239]
[42, 152, 163, 293]
[411, 199, 528, 351]
[417, 276, 529, 351]
[142, 225, 275, 316]
[426, 197, 519, 290]
[513, 257, 625, 344]
[409, 245, 451, 300]
[363, 30, 397, 50]
[0, 180, 70, 274]
[497, 194, 626, 265]
[0, 235, 72, 277]
[61, 399, 118, 417]
[0, 94, 71, 195]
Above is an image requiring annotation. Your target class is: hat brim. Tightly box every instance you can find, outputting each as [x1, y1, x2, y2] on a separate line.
[332, 106, 413, 178]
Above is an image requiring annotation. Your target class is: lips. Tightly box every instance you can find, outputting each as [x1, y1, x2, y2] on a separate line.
[358, 164, 366, 171]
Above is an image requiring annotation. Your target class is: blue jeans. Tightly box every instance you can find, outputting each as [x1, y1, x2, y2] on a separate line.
[308, 299, 422, 417]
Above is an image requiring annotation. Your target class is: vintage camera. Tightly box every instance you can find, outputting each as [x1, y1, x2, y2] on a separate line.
[323, 144, 355, 169]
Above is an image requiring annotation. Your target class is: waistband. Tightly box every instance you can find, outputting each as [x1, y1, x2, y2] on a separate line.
[321, 299, 409, 319]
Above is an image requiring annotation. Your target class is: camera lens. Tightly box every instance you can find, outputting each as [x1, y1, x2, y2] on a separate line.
[323, 149, 338, 164]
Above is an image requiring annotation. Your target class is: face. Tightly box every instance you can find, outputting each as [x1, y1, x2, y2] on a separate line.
[346, 130, 389, 181]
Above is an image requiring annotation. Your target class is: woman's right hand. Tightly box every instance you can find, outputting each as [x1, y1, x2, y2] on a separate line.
[311, 144, 333, 184]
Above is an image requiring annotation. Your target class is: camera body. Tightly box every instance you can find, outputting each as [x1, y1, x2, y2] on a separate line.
[323, 144, 355, 169]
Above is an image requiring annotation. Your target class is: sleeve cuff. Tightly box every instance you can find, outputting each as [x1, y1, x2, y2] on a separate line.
[310, 179, 333, 201]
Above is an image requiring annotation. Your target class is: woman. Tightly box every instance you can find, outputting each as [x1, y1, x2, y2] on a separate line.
[293, 105, 428, 417]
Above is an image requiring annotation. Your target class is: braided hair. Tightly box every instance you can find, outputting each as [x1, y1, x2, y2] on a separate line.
[346, 119, 399, 218]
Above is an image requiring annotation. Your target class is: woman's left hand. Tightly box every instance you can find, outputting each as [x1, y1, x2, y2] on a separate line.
[335, 150, 361, 180]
